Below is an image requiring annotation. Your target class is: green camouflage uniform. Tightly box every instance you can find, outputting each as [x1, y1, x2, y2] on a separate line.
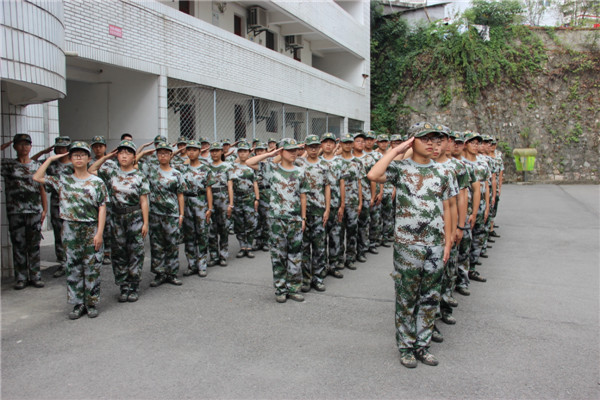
[208, 162, 232, 262]
[491, 150, 504, 220]
[91, 158, 117, 258]
[482, 154, 500, 253]
[2, 159, 44, 282]
[255, 164, 270, 249]
[354, 153, 374, 257]
[456, 157, 477, 290]
[385, 159, 454, 352]
[381, 178, 395, 244]
[98, 163, 150, 288]
[468, 155, 491, 268]
[366, 151, 383, 248]
[140, 160, 186, 278]
[45, 174, 108, 306]
[340, 157, 364, 265]
[229, 163, 258, 249]
[176, 163, 214, 273]
[46, 161, 73, 269]
[321, 156, 347, 270]
[298, 157, 332, 286]
[261, 161, 310, 296]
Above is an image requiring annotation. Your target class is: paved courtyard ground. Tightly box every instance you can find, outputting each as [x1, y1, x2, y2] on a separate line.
[1, 184, 598, 399]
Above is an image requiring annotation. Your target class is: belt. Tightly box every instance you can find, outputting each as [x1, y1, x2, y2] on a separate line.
[113, 204, 141, 215]
[211, 187, 225, 194]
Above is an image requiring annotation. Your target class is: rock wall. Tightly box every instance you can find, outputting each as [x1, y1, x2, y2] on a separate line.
[398, 29, 599, 183]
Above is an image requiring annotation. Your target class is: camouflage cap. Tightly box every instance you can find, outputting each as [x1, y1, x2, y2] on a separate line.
[353, 131, 367, 140]
[237, 141, 251, 150]
[280, 138, 302, 150]
[222, 138, 232, 145]
[267, 137, 277, 143]
[389, 134, 403, 142]
[13, 133, 32, 144]
[69, 141, 91, 155]
[91, 136, 106, 145]
[463, 132, 482, 142]
[408, 122, 447, 139]
[154, 135, 167, 143]
[340, 133, 355, 143]
[185, 140, 201, 150]
[209, 142, 223, 150]
[254, 142, 267, 150]
[176, 136, 188, 144]
[365, 130, 377, 139]
[117, 140, 137, 153]
[199, 137, 210, 144]
[481, 134, 493, 142]
[54, 136, 71, 147]
[321, 132, 336, 142]
[491, 137, 498, 144]
[155, 142, 174, 152]
[252, 138, 260, 144]
[446, 131, 458, 139]
[305, 135, 321, 146]
[454, 132, 466, 143]
[377, 134, 390, 142]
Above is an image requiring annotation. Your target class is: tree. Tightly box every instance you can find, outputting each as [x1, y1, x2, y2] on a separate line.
[558, 0, 600, 26]
[522, 0, 552, 25]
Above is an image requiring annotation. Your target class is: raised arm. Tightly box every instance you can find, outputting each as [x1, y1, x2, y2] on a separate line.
[33, 153, 68, 184]
[367, 138, 414, 183]
[89, 149, 117, 175]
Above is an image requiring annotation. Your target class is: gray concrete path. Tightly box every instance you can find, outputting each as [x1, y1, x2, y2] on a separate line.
[1, 184, 599, 399]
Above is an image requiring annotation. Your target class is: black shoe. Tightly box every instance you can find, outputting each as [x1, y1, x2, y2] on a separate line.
[456, 287, 470, 296]
[236, 250, 245, 258]
[69, 304, 86, 320]
[493, 225, 500, 229]
[368, 247, 378, 255]
[166, 275, 183, 286]
[118, 285, 129, 302]
[488, 239, 495, 243]
[441, 314, 456, 325]
[475, 261, 482, 266]
[53, 267, 66, 278]
[245, 250, 255, 258]
[480, 253, 488, 258]
[487, 245, 493, 249]
[490, 231, 501, 238]
[469, 271, 487, 282]
[183, 268, 197, 276]
[30, 280, 45, 288]
[14, 281, 27, 290]
[329, 270, 344, 279]
[380, 242, 391, 248]
[87, 306, 99, 318]
[357, 255, 367, 263]
[150, 274, 166, 287]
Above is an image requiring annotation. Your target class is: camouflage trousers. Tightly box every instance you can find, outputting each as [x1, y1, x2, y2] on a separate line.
[255, 198, 270, 248]
[357, 201, 371, 257]
[50, 205, 65, 267]
[269, 218, 302, 295]
[369, 201, 382, 248]
[8, 213, 42, 282]
[381, 193, 394, 243]
[456, 224, 472, 289]
[392, 242, 444, 351]
[326, 206, 343, 269]
[103, 210, 112, 257]
[110, 210, 145, 285]
[440, 244, 459, 317]
[209, 193, 229, 261]
[342, 205, 359, 264]
[469, 198, 488, 268]
[149, 213, 180, 277]
[233, 197, 257, 249]
[183, 196, 209, 272]
[302, 213, 327, 285]
[62, 220, 102, 306]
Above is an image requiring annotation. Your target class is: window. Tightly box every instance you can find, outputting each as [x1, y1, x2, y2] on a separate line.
[234, 15, 242, 37]
[179, 0, 192, 15]
[234, 105, 246, 141]
[267, 111, 278, 133]
[293, 48, 301, 62]
[266, 31, 276, 50]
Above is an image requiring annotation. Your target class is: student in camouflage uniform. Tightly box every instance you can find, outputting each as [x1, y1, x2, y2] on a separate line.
[479, 135, 498, 259]
[1, 134, 48, 289]
[339, 133, 363, 270]
[352, 132, 375, 262]
[89, 140, 150, 302]
[90, 136, 114, 265]
[32, 135, 72, 277]
[138, 142, 186, 287]
[253, 142, 270, 252]
[489, 138, 503, 238]
[368, 122, 455, 368]
[228, 141, 259, 258]
[365, 131, 384, 252]
[267, 138, 277, 152]
[206, 142, 234, 266]
[171, 136, 189, 166]
[376, 134, 394, 247]
[319, 133, 345, 279]
[247, 139, 309, 303]
[34, 141, 108, 319]
[176, 140, 214, 278]
[298, 135, 331, 292]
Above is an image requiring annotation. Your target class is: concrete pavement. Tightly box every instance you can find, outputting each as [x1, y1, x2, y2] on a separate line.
[1, 184, 598, 399]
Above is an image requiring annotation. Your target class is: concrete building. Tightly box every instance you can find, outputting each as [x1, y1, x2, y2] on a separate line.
[1, 0, 370, 277]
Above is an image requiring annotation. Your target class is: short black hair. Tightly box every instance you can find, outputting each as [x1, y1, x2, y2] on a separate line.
[121, 133, 133, 140]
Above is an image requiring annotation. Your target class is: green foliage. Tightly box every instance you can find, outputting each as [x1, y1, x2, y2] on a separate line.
[566, 122, 583, 143]
[464, 0, 523, 26]
[496, 140, 513, 155]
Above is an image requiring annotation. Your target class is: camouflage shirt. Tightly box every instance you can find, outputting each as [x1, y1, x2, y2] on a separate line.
[320, 156, 348, 209]
[46, 161, 74, 208]
[386, 159, 453, 247]
[260, 161, 310, 222]
[1, 159, 43, 215]
[177, 163, 215, 199]
[340, 156, 365, 208]
[435, 159, 460, 199]
[464, 157, 490, 198]
[171, 155, 189, 166]
[354, 153, 376, 202]
[98, 164, 150, 208]
[141, 163, 186, 217]
[297, 157, 332, 216]
[456, 157, 477, 215]
[208, 161, 232, 190]
[45, 174, 108, 222]
[229, 163, 256, 200]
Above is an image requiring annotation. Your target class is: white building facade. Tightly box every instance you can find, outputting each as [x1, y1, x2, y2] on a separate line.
[1, 0, 370, 276]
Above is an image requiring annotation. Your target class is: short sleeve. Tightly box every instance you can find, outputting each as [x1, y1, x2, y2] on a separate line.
[45, 175, 60, 193]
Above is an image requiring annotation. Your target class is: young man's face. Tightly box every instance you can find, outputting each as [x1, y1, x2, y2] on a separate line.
[237, 149, 250, 162]
[177, 143, 187, 150]
[69, 150, 90, 168]
[452, 141, 465, 157]
[321, 139, 335, 154]
[186, 147, 200, 161]
[54, 146, 68, 155]
[432, 136, 448, 160]
[281, 148, 298, 163]
[306, 144, 320, 158]
[413, 134, 441, 159]
[268, 142, 277, 151]
[465, 139, 481, 156]
[365, 138, 375, 150]
[222, 144, 231, 152]
[341, 142, 353, 153]
[156, 149, 172, 165]
[210, 149, 222, 162]
[353, 137, 365, 152]
[117, 148, 135, 167]
[255, 148, 266, 156]
[377, 141, 389, 151]
[390, 140, 401, 149]
[14, 141, 32, 158]
[201, 143, 210, 151]
[91, 143, 106, 159]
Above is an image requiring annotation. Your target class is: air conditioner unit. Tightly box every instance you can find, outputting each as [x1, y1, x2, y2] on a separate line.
[285, 35, 303, 49]
[248, 6, 267, 30]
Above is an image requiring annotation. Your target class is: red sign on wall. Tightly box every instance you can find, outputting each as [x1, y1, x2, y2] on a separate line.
[109, 25, 123, 38]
